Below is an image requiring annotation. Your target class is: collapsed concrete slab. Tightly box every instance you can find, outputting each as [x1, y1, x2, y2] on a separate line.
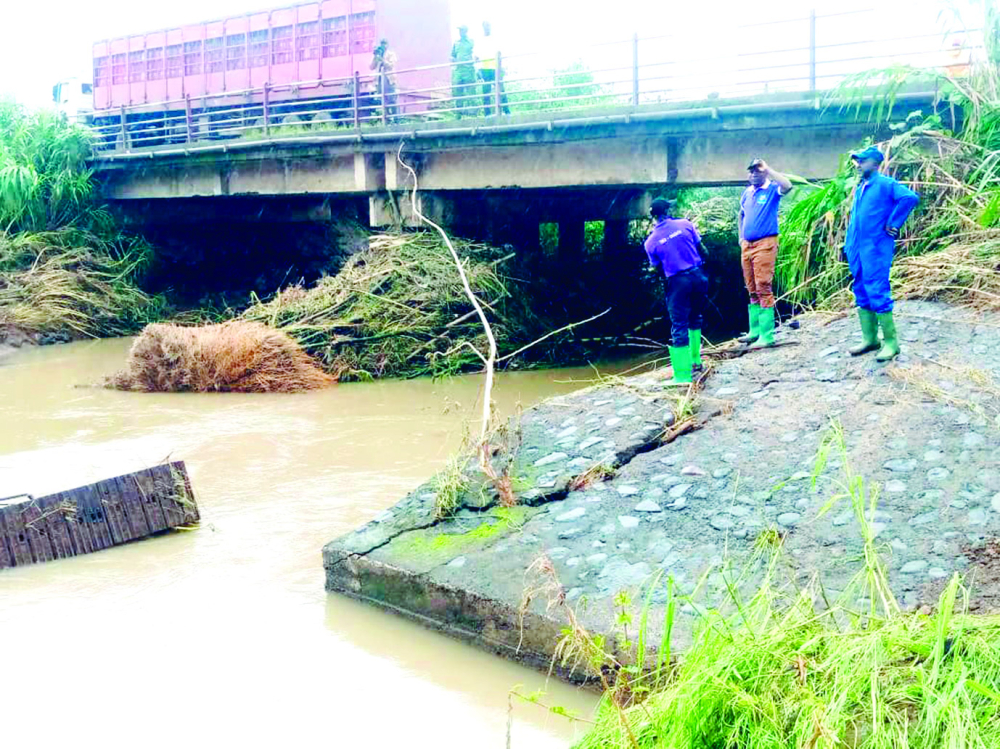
[324, 300, 1000, 679]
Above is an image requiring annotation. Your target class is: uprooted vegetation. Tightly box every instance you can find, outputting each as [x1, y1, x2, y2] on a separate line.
[105, 321, 335, 393]
[0, 100, 164, 340]
[241, 232, 550, 381]
[0, 229, 164, 339]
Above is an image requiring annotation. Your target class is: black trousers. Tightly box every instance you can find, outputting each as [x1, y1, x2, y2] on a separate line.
[665, 266, 708, 347]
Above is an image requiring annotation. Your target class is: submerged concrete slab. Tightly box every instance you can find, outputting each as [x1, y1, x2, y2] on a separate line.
[325, 301, 1000, 678]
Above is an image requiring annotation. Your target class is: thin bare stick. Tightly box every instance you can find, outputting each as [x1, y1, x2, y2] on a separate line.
[396, 142, 497, 444]
[498, 308, 612, 363]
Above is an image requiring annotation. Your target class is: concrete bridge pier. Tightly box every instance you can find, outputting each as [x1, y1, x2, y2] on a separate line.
[604, 220, 632, 254]
[557, 217, 586, 260]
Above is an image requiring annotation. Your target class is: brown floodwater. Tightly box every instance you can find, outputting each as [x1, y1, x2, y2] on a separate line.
[0, 339, 622, 748]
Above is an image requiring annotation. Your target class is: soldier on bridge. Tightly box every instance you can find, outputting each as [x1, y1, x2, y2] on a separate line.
[451, 25, 478, 118]
[737, 158, 794, 349]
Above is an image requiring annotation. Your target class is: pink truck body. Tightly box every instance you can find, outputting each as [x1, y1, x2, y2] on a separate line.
[92, 0, 452, 113]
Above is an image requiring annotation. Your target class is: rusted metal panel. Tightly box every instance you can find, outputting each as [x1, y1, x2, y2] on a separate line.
[95, 478, 132, 545]
[35, 494, 77, 560]
[171, 461, 201, 525]
[132, 470, 168, 533]
[65, 497, 95, 556]
[115, 475, 152, 540]
[0, 508, 19, 568]
[152, 464, 185, 528]
[0, 462, 198, 570]
[75, 484, 115, 552]
[20, 502, 55, 563]
[0, 499, 36, 567]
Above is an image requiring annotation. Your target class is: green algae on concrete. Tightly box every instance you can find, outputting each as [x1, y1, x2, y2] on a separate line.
[397, 506, 536, 569]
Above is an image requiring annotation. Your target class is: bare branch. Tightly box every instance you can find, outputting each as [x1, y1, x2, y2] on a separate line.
[395, 142, 498, 444]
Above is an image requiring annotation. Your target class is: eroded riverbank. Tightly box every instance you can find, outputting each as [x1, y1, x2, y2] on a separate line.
[0, 339, 621, 747]
[325, 300, 1000, 675]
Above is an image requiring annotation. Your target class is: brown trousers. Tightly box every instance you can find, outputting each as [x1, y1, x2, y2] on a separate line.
[740, 235, 778, 308]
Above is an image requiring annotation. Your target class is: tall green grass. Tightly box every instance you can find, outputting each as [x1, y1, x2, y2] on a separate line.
[558, 421, 1000, 749]
[0, 99, 98, 234]
[775, 3, 1000, 310]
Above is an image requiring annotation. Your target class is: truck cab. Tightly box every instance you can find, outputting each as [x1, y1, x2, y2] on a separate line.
[52, 78, 94, 124]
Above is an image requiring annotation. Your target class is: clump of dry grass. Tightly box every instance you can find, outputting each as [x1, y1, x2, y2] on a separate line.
[893, 241, 1000, 309]
[106, 321, 336, 393]
[0, 229, 163, 338]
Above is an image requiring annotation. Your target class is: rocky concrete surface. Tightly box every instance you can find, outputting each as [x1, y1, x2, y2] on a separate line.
[324, 300, 1000, 675]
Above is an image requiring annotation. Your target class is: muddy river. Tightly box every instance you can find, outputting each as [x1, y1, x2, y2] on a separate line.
[0, 339, 617, 747]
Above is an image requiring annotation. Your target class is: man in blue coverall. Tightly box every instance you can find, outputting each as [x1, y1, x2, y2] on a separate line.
[644, 198, 709, 385]
[844, 146, 920, 362]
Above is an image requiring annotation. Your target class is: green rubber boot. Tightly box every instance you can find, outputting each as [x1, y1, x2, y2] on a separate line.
[666, 345, 693, 386]
[875, 311, 901, 362]
[689, 329, 703, 373]
[738, 304, 761, 343]
[849, 308, 880, 356]
[749, 306, 776, 348]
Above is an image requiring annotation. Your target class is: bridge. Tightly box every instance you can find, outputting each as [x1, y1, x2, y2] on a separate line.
[89, 11, 969, 241]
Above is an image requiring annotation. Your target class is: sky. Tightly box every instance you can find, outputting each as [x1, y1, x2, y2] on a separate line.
[0, 0, 983, 109]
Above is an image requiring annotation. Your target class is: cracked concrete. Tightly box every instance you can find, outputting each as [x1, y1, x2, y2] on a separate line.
[324, 300, 1000, 677]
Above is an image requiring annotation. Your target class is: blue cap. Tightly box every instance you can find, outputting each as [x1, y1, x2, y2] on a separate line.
[851, 146, 884, 163]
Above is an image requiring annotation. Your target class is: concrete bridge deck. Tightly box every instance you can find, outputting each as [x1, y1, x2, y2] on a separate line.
[93, 90, 941, 232]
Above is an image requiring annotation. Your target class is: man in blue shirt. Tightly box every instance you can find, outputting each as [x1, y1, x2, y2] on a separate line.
[644, 198, 709, 385]
[737, 158, 794, 349]
[844, 146, 919, 362]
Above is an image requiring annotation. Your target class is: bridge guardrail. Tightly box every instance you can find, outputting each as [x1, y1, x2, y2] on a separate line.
[88, 9, 983, 156]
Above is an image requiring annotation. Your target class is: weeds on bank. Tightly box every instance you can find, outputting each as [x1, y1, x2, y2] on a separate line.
[431, 410, 525, 519]
[889, 362, 1000, 428]
[513, 420, 1000, 749]
[568, 462, 617, 492]
[432, 449, 473, 519]
[774, 5, 1000, 312]
[0, 101, 165, 337]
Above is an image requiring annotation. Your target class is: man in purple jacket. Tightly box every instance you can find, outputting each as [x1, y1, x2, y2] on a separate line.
[644, 198, 708, 386]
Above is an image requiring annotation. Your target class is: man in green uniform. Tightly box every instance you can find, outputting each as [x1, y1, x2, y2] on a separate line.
[451, 25, 478, 118]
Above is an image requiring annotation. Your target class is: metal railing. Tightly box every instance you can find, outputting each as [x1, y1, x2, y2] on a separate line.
[89, 10, 983, 156]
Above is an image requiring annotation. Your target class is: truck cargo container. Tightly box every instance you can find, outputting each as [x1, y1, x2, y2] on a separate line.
[91, 0, 452, 147]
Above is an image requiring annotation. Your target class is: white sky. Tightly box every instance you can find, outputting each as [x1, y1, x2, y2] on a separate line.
[0, 0, 983, 108]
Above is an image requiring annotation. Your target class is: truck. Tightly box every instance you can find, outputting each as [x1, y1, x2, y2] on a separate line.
[89, 0, 452, 149]
[52, 78, 94, 125]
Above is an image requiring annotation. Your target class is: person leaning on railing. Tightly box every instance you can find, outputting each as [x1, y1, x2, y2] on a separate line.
[451, 25, 478, 117]
[478, 21, 510, 116]
[370, 39, 399, 122]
